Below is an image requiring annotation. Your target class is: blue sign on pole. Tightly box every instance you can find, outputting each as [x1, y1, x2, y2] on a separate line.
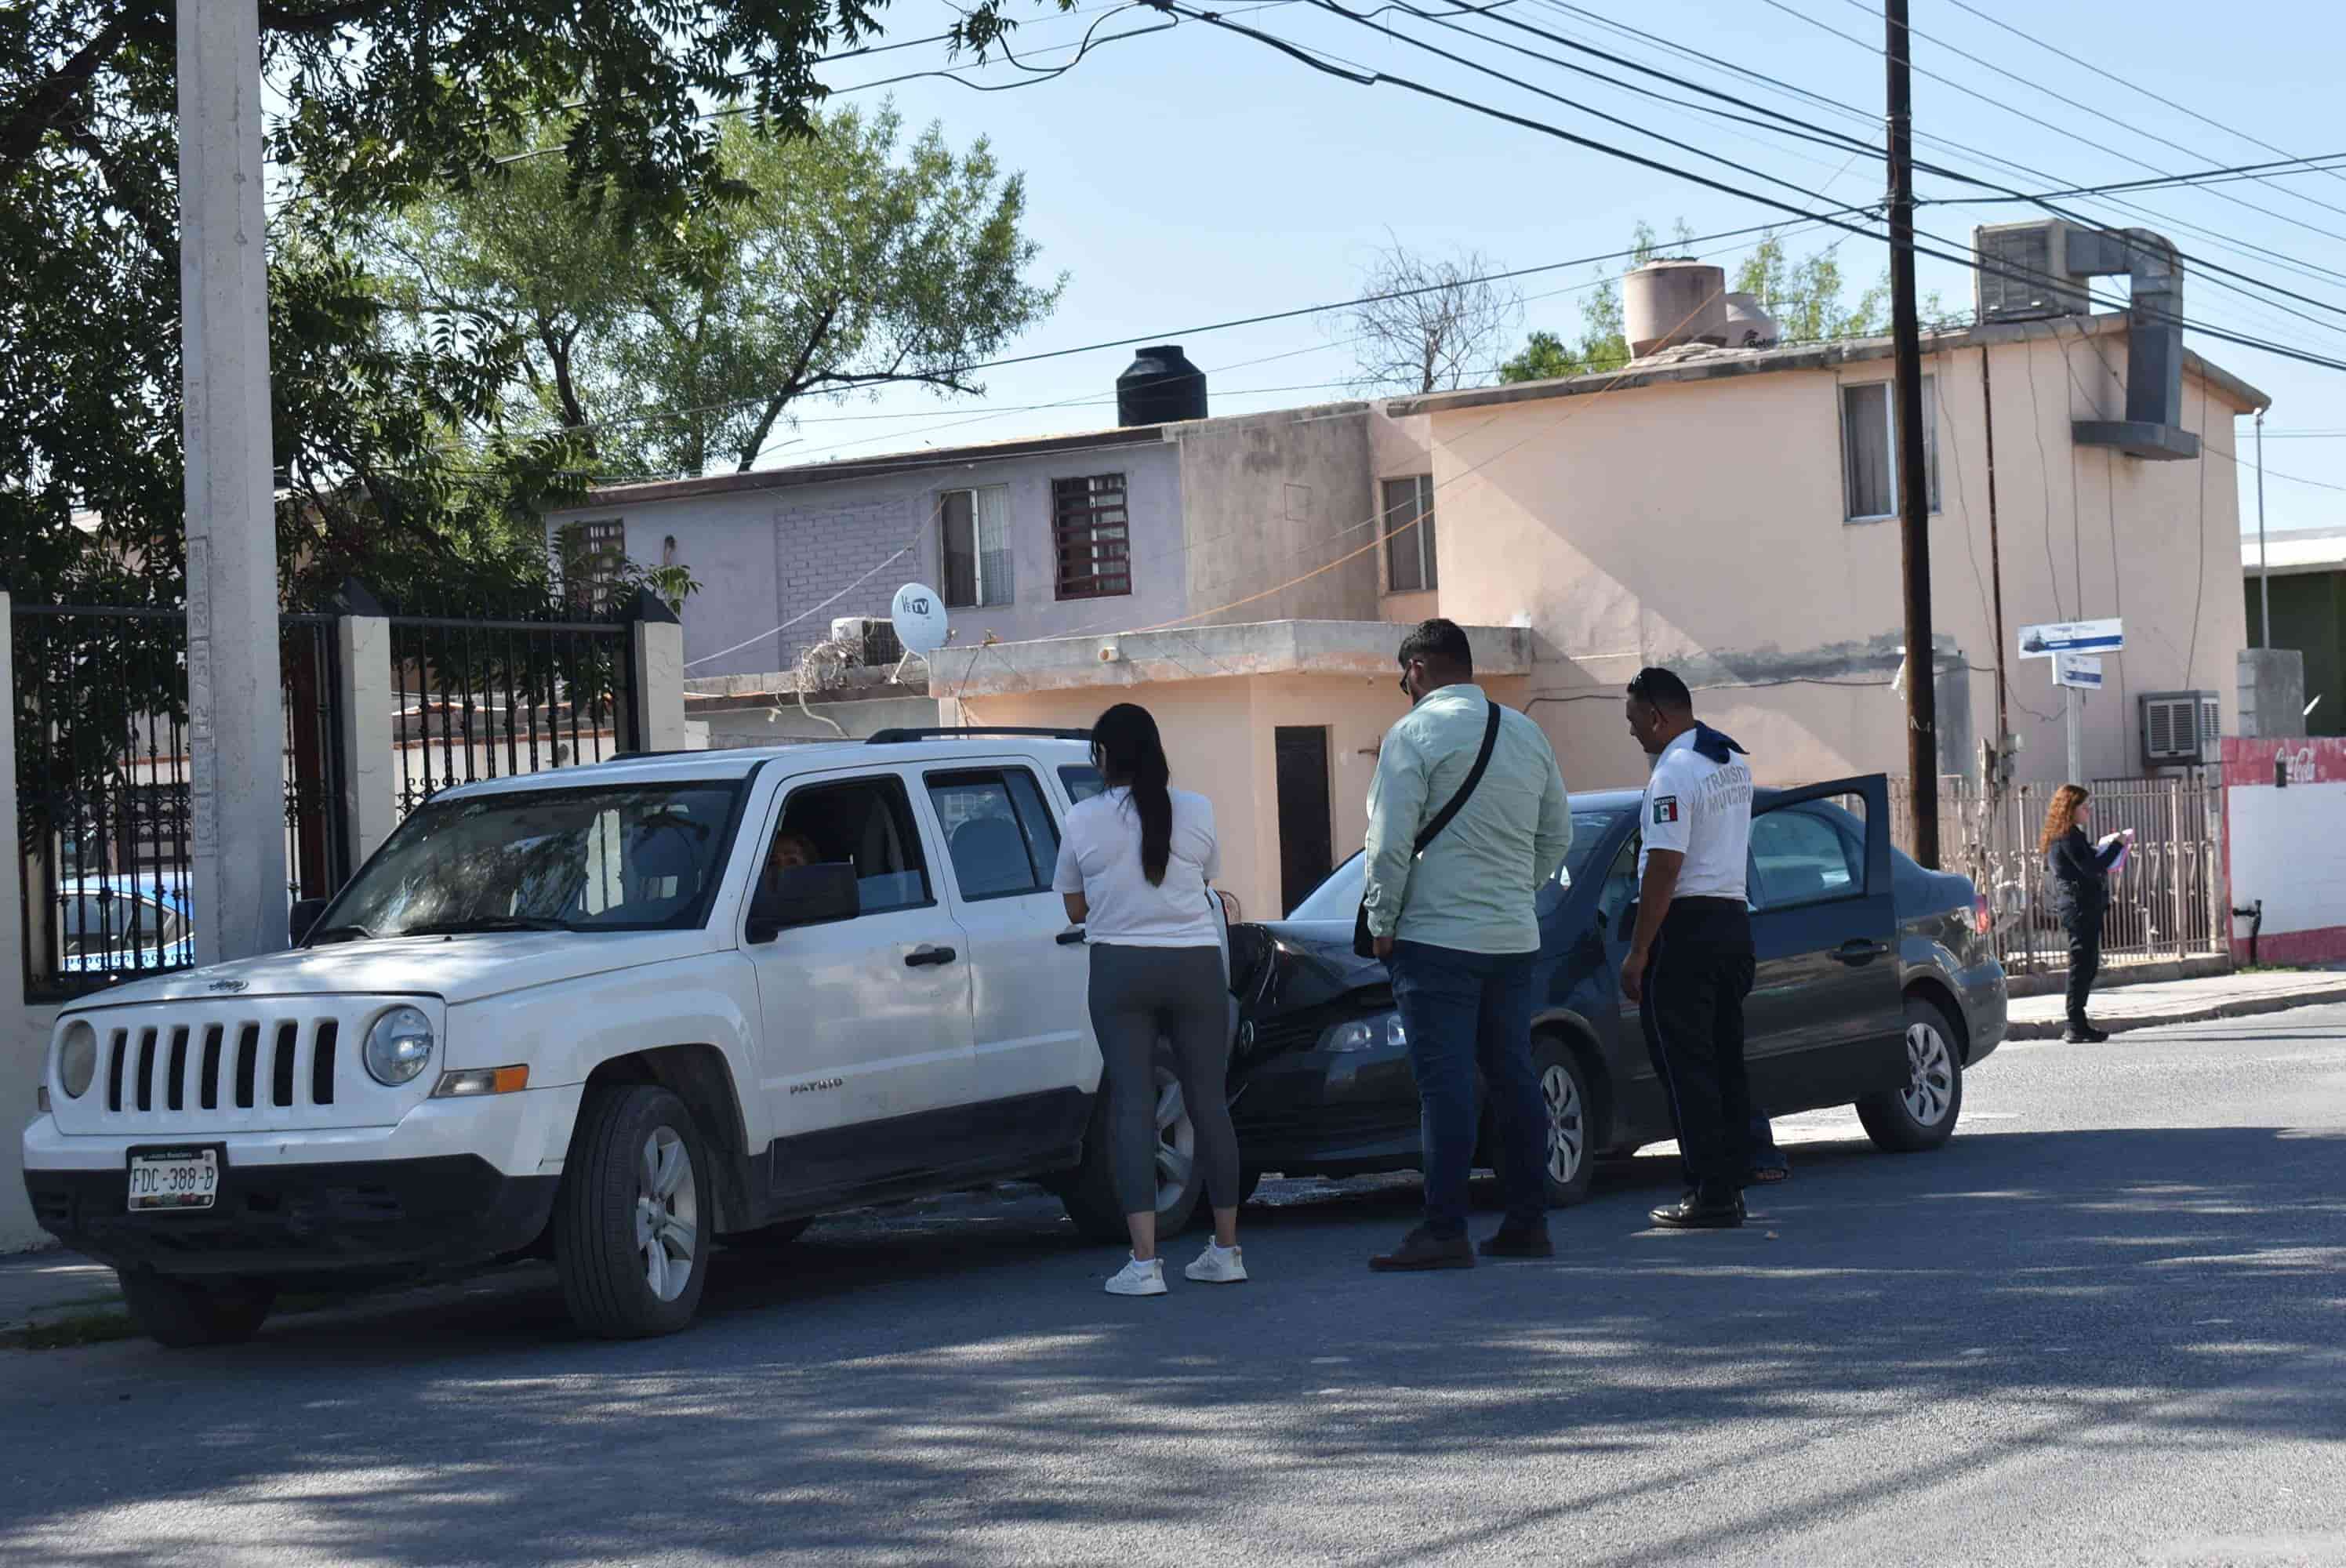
[2019, 618, 2124, 659]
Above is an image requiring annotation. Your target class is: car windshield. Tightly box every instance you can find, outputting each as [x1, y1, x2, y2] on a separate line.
[1284, 808, 1629, 921]
[319, 782, 743, 939]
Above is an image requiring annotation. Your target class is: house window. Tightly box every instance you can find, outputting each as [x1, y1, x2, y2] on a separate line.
[941, 485, 1014, 609]
[563, 519, 626, 610]
[1840, 377, 1940, 522]
[1053, 474, 1131, 599]
[1382, 475, 1438, 593]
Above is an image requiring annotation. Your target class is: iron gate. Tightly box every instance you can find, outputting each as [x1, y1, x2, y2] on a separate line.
[1894, 775, 2227, 975]
[12, 605, 349, 1000]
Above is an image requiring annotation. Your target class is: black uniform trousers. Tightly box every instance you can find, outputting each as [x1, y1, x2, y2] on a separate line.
[1637, 897, 1758, 1194]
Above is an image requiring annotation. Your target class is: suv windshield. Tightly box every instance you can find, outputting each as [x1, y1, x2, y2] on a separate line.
[1285, 808, 1630, 922]
[319, 782, 743, 940]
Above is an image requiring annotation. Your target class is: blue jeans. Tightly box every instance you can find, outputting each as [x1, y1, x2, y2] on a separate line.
[1387, 941, 1549, 1239]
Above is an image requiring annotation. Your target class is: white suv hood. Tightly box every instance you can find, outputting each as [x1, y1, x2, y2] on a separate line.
[64, 928, 717, 1012]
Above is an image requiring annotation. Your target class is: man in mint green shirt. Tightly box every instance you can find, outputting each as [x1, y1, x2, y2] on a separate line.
[1361, 619, 1572, 1272]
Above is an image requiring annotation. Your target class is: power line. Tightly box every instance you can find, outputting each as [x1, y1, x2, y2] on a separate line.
[1342, 0, 2346, 346]
[1756, 0, 2346, 289]
[1522, 0, 2346, 303]
[1937, 0, 2346, 201]
[1171, 1, 2346, 375]
[1821, 0, 2346, 229]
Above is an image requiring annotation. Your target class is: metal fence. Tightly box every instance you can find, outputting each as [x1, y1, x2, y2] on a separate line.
[389, 612, 639, 820]
[1893, 775, 2227, 974]
[11, 605, 350, 1001]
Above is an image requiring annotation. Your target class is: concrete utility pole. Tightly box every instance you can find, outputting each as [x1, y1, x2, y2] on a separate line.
[2256, 408, 2271, 648]
[1886, 0, 1939, 867]
[179, 0, 289, 965]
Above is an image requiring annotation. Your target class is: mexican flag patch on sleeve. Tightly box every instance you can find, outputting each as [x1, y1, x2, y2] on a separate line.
[1652, 797, 1680, 825]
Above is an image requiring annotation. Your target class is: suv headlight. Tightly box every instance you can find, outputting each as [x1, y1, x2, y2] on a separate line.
[364, 1005, 436, 1087]
[1320, 1011, 1407, 1054]
[57, 1019, 98, 1099]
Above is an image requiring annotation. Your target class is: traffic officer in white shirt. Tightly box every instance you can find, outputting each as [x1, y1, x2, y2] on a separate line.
[1618, 667, 1759, 1230]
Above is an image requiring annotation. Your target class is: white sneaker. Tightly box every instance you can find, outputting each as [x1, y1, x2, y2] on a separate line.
[1184, 1243, 1248, 1284]
[1105, 1255, 1167, 1297]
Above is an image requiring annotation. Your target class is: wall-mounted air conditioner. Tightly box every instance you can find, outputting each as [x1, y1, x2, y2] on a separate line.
[2141, 690, 2219, 768]
[830, 616, 904, 668]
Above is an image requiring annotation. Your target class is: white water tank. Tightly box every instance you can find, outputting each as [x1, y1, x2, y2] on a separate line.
[1625, 259, 1729, 358]
[1723, 291, 1781, 348]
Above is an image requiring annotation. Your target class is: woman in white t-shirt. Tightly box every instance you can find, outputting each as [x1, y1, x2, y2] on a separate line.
[1053, 702, 1247, 1297]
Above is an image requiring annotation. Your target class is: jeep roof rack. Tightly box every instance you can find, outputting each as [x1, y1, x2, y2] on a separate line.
[865, 726, 1092, 744]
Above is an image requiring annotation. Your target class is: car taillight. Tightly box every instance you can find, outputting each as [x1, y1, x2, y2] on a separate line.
[1972, 895, 1992, 937]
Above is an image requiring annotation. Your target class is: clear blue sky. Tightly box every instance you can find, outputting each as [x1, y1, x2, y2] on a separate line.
[779, 0, 2343, 541]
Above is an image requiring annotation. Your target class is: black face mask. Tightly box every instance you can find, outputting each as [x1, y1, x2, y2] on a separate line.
[1691, 724, 1749, 764]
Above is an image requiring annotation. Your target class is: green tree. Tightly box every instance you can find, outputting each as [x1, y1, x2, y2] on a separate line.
[376, 107, 1062, 479]
[1, 0, 911, 609]
[1500, 223, 1916, 386]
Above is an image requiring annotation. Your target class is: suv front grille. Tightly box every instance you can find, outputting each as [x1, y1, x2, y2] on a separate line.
[53, 999, 417, 1135]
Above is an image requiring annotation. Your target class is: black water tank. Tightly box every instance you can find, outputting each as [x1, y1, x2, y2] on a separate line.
[1115, 344, 1207, 426]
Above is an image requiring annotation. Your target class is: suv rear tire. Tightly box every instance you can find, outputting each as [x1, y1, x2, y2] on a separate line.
[118, 1269, 276, 1348]
[1058, 1049, 1206, 1243]
[555, 1084, 713, 1338]
[1858, 996, 1965, 1152]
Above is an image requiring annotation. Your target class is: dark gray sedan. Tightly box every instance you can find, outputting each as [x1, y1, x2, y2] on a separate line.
[1222, 774, 2009, 1205]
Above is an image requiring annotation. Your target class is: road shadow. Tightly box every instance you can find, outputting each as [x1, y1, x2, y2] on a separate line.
[2, 1123, 2343, 1565]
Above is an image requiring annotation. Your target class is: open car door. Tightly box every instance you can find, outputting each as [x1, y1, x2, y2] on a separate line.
[1741, 774, 1909, 1116]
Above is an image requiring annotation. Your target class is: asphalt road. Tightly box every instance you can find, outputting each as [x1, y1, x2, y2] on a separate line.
[5, 1008, 2346, 1568]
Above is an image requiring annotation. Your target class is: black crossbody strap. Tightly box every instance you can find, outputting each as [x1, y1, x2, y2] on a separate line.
[1413, 701, 1504, 854]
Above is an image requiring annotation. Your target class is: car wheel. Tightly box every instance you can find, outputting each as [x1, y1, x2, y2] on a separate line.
[1534, 1035, 1598, 1207]
[1059, 1047, 1207, 1243]
[1857, 996, 1966, 1153]
[117, 1269, 276, 1348]
[554, 1084, 712, 1338]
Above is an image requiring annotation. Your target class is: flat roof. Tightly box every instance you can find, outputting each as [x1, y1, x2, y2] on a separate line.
[554, 397, 1376, 512]
[1385, 313, 2271, 419]
[2242, 527, 2346, 576]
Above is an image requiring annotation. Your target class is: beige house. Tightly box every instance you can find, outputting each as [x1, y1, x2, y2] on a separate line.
[1386, 299, 2264, 793]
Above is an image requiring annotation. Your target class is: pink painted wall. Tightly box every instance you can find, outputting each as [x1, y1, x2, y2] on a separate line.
[1426, 328, 2253, 792]
[2222, 736, 2346, 964]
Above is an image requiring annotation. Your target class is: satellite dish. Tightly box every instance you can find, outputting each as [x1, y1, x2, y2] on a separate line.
[890, 582, 950, 655]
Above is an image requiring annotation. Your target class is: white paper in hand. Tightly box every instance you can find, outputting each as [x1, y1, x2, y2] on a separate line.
[2099, 831, 2130, 877]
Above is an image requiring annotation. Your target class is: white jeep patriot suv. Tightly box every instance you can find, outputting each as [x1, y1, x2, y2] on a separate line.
[23, 730, 1229, 1345]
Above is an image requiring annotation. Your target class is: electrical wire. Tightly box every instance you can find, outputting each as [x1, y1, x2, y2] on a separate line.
[1821, 0, 2346, 230]
[1937, 0, 2346, 201]
[1298, 0, 2346, 347]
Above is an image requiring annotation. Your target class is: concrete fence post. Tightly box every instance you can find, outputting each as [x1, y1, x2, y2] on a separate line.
[336, 609, 399, 867]
[628, 589, 686, 753]
[2, 590, 58, 1250]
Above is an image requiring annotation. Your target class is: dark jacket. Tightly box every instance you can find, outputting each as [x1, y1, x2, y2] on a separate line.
[2046, 826, 2123, 920]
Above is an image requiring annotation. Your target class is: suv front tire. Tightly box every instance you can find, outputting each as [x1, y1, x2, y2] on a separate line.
[555, 1084, 713, 1338]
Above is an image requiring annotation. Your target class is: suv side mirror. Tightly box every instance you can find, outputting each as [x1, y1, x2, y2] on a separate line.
[289, 897, 329, 946]
[746, 862, 859, 943]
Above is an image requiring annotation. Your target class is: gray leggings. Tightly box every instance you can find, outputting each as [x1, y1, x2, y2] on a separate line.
[1088, 942, 1242, 1216]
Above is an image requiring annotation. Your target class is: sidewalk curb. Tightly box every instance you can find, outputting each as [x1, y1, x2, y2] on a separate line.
[2007, 982, 2346, 1041]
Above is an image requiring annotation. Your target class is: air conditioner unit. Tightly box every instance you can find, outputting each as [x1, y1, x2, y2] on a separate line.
[2141, 690, 2217, 768]
[830, 616, 904, 668]
[1974, 220, 2091, 324]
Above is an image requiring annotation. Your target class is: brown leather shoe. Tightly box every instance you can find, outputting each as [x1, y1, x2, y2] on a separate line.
[1370, 1225, 1476, 1271]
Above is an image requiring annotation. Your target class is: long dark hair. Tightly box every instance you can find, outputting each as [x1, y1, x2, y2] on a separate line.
[1092, 702, 1174, 885]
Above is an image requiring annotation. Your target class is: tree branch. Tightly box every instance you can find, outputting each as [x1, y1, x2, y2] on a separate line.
[732, 295, 842, 471]
[0, 9, 140, 186]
